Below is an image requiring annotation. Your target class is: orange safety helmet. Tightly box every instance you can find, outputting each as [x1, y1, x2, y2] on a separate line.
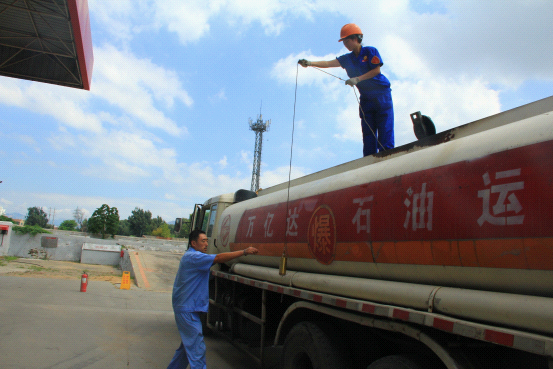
[338, 23, 363, 42]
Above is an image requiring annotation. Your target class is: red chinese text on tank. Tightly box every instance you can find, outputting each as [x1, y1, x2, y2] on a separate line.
[220, 215, 231, 247]
[307, 205, 336, 265]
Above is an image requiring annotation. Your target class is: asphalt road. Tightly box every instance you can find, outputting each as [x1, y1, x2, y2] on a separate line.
[0, 275, 259, 369]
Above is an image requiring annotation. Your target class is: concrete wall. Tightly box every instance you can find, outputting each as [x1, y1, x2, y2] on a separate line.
[7, 230, 187, 262]
[81, 243, 122, 265]
[0, 221, 13, 256]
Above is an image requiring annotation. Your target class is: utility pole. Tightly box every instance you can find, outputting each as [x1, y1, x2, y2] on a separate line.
[249, 104, 271, 193]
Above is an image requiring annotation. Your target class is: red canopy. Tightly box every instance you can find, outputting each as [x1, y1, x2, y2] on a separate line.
[0, 0, 93, 90]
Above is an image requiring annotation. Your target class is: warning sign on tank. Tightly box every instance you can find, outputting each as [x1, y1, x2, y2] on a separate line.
[307, 205, 336, 265]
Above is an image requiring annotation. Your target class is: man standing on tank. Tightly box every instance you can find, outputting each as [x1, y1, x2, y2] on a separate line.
[299, 23, 394, 157]
[167, 229, 258, 369]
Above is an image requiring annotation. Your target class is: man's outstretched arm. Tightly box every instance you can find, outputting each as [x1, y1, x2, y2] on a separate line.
[213, 246, 258, 264]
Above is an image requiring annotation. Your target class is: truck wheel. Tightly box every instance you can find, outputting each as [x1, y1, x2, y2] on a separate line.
[281, 322, 347, 369]
[367, 355, 422, 369]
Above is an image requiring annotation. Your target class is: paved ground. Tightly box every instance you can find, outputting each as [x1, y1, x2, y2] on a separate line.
[0, 257, 260, 369]
[128, 250, 183, 292]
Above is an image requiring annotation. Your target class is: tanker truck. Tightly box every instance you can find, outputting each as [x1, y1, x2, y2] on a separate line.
[177, 96, 553, 369]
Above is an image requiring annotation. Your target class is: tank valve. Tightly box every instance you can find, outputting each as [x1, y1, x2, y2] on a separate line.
[411, 111, 436, 140]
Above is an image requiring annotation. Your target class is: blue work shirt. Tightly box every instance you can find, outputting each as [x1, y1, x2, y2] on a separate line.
[172, 248, 216, 313]
[337, 46, 391, 98]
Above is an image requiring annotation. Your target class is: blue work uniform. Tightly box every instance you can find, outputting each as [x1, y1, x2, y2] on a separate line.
[337, 46, 394, 156]
[167, 248, 216, 369]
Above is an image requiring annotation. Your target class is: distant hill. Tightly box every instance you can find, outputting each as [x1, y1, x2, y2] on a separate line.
[5, 212, 25, 221]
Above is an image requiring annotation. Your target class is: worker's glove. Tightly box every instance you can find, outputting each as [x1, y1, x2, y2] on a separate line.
[345, 77, 360, 86]
[298, 59, 311, 67]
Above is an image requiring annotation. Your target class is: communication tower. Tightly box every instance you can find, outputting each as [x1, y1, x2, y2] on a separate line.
[249, 106, 271, 193]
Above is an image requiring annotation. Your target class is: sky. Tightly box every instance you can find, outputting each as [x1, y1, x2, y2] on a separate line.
[1, 0, 553, 224]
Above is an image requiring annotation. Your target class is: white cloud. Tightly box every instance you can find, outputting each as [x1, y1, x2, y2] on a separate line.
[334, 99, 362, 142]
[77, 129, 181, 182]
[88, 0, 150, 42]
[82, 163, 150, 182]
[152, 1, 215, 44]
[215, 89, 227, 101]
[92, 44, 192, 136]
[208, 88, 228, 104]
[260, 165, 307, 189]
[391, 77, 500, 146]
[0, 78, 104, 133]
[165, 193, 177, 201]
[433, 1, 553, 85]
[46, 126, 253, 213]
[222, 0, 312, 36]
[1, 198, 13, 206]
[18, 135, 41, 153]
[90, 0, 318, 44]
[350, 0, 553, 87]
[89, 0, 553, 87]
[240, 150, 252, 165]
[293, 145, 338, 163]
[0, 44, 192, 138]
[163, 161, 251, 204]
[272, 52, 346, 93]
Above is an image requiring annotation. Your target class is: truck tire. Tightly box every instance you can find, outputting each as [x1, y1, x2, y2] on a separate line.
[367, 355, 422, 369]
[281, 322, 347, 369]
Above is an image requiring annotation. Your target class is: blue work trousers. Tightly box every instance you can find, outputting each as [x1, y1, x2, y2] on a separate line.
[167, 311, 206, 369]
[359, 93, 394, 156]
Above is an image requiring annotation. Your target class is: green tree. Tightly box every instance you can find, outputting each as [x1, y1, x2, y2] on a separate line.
[167, 223, 175, 237]
[128, 207, 152, 237]
[88, 204, 119, 239]
[117, 219, 131, 236]
[58, 219, 78, 231]
[81, 218, 88, 233]
[177, 214, 193, 238]
[151, 216, 164, 231]
[152, 222, 171, 238]
[25, 207, 48, 227]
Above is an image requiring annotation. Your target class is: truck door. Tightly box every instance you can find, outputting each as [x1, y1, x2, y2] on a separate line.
[204, 204, 218, 253]
[191, 204, 203, 232]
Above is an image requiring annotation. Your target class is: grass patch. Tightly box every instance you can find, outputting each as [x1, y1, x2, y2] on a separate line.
[0, 256, 18, 266]
[28, 265, 46, 272]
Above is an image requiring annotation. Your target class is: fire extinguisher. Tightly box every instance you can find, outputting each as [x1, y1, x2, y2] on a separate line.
[80, 272, 88, 292]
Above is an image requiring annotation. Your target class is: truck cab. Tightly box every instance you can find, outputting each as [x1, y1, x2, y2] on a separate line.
[187, 190, 257, 255]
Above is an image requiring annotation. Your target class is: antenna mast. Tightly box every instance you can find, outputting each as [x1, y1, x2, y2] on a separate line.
[249, 103, 271, 193]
